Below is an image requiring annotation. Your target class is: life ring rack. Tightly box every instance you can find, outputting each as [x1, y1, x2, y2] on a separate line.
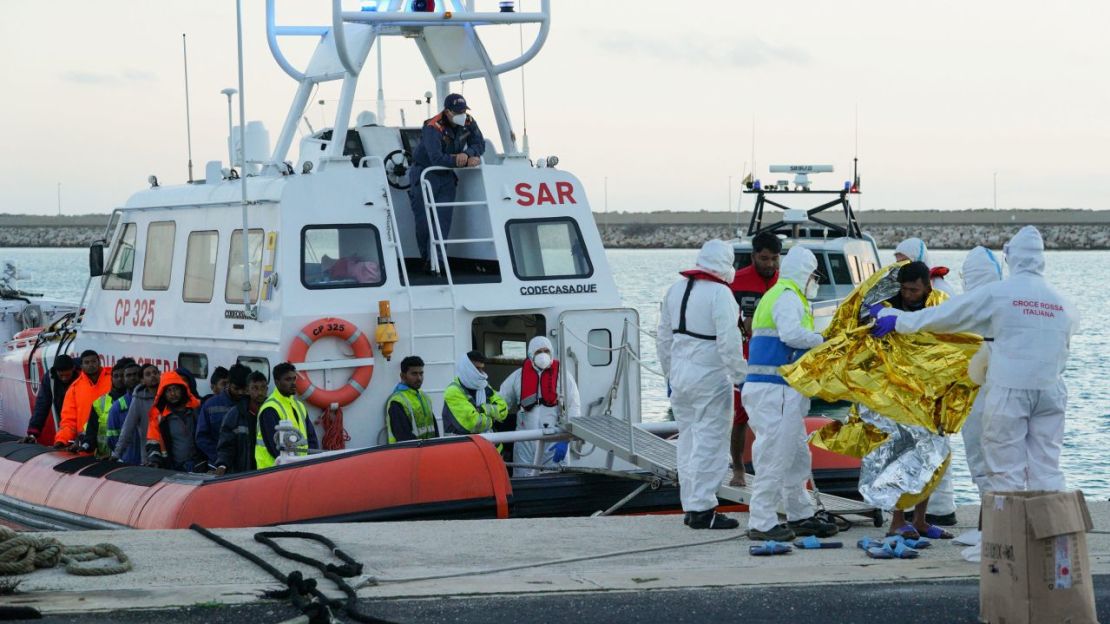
[287, 317, 374, 409]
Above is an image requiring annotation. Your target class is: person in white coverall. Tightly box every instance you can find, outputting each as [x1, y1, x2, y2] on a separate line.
[741, 246, 838, 541]
[894, 236, 957, 524]
[958, 247, 1005, 501]
[657, 240, 745, 530]
[873, 226, 1079, 493]
[500, 336, 581, 477]
[895, 237, 957, 297]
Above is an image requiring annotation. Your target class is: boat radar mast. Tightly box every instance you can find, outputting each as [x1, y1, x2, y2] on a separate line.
[744, 164, 864, 239]
[264, 0, 550, 173]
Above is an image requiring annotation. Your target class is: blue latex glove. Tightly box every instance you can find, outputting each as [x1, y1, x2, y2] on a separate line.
[871, 315, 897, 338]
[551, 441, 569, 463]
[867, 302, 887, 320]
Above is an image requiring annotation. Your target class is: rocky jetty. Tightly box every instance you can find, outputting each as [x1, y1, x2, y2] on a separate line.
[0, 210, 1106, 249]
[0, 214, 108, 247]
[596, 209, 1110, 249]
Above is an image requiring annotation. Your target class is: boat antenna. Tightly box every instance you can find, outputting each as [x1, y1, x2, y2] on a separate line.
[234, 0, 254, 320]
[519, 23, 529, 157]
[852, 103, 861, 203]
[375, 37, 386, 125]
[182, 33, 194, 183]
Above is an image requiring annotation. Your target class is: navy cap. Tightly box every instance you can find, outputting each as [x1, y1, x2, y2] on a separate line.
[444, 93, 469, 114]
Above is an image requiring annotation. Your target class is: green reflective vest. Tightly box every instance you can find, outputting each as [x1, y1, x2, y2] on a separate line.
[441, 379, 508, 437]
[387, 387, 437, 443]
[92, 393, 127, 459]
[255, 390, 309, 470]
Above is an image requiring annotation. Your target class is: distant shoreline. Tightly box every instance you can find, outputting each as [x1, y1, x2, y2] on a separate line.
[1, 210, 1107, 250]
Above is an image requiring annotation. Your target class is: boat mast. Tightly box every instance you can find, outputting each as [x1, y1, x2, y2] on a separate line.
[235, 0, 255, 320]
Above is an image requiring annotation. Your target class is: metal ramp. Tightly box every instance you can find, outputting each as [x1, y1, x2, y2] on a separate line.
[565, 414, 882, 522]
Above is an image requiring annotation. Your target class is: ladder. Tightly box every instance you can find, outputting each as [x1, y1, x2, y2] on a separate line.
[379, 165, 493, 400]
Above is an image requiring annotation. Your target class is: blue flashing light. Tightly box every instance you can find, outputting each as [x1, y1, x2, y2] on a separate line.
[499, 1, 516, 11]
[361, 0, 380, 11]
[843, 181, 851, 190]
[753, 179, 762, 190]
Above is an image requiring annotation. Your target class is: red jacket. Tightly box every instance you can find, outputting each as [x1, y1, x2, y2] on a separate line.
[730, 265, 778, 358]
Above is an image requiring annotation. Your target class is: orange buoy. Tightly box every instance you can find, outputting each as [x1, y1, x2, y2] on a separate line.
[287, 317, 374, 409]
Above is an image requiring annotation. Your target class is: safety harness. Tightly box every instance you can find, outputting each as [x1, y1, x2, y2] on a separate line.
[673, 270, 729, 341]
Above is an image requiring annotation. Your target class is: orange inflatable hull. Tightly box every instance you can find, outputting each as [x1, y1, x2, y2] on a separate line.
[0, 435, 510, 529]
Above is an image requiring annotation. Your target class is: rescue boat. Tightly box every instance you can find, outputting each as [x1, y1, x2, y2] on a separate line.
[0, 1, 868, 530]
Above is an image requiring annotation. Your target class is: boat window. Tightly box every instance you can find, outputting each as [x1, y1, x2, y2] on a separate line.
[102, 223, 137, 290]
[142, 221, 176, 291]
[178, 352, 208, 380]
[499, 340, 527, 359]
[505, 218, 593, 281]
[237, 356, 270, 381]
[587, 329, 612, 366]
[225, 229, 265, 304]
[812, 252, 831, 285]
[301, 224, 385, 289]
[848, 255, 862, 284]
[183, 231, 219, 303]
[826, 253, 853, 285]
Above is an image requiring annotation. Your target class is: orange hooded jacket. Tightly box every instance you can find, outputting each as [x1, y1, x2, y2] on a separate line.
[146, 370, 201, 452]
[55, 371, 112, 444]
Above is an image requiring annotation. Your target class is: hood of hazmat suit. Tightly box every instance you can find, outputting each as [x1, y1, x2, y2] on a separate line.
[1004, 225, 1045, 277]
[962, 246, 1004, 291]
[780, 245, 818, 287]
[695, 239, 737, 284]
[895, 238, 930, 265]
[656, 240, 745, 512]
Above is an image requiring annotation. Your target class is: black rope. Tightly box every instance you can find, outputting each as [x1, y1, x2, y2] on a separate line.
[190, 524, 396, 624]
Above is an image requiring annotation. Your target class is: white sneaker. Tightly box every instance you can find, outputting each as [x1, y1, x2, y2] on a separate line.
[954, 529, 981, 546]
[961, 544, 981, 562]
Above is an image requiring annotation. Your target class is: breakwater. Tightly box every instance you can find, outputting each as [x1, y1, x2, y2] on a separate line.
[597, 209, 1110, 249]
[0, 215, 108, 248]
[0, 210, 1107, 249]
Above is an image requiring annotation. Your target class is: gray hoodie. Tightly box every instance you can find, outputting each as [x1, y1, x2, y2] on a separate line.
[112, 383, 157, 461]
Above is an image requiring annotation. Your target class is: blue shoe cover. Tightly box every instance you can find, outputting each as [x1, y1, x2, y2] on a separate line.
[749, 540, 792, 556]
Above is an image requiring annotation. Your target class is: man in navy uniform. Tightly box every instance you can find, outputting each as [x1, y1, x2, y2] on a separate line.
[408, 93, 485, 272]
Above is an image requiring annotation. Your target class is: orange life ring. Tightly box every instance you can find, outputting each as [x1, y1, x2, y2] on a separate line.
[287, 317, 374, 409]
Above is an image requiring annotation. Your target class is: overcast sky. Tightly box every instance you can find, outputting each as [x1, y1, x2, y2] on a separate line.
[1, 0, 1107, 215]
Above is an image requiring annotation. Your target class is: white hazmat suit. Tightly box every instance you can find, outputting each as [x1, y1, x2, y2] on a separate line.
[958, 246, 1004, 498]
[741, 246, 824, 533]
[657, 240, 746, 514]
[500, 336, 581, 477]
[892, 226, 1079, 492]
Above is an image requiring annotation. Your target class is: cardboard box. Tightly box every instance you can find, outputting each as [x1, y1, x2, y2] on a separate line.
[980, 490, 1099, 624]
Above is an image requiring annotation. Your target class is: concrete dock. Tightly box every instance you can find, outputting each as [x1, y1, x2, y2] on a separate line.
[3, 503, 1109, 622]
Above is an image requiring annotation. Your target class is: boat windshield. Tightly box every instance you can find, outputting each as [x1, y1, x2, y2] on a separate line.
[506, 218, 593, 280]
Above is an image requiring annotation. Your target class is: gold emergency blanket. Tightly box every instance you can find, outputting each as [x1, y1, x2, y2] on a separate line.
[782, 265, 982, 435]
[782, 263, 982, 509]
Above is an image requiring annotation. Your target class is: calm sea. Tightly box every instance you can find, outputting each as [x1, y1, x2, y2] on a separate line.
[4, 247, 1107, 504]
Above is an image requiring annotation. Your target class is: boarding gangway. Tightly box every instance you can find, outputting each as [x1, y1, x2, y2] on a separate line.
[558, 316, 882, 524]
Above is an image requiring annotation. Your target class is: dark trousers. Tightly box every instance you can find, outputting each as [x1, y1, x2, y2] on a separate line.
[409, 168, 458, 263]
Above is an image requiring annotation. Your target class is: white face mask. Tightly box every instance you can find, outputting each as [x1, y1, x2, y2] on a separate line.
[533, 352, 553, 370]
[452, 113, 468, 126]
[805, 277, 819, 300]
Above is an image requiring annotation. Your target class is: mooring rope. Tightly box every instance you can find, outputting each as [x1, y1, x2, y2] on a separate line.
[0, 525, 131, 576]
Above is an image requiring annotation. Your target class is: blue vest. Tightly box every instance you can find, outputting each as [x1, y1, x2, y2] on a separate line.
[745, 279, 815, 385]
